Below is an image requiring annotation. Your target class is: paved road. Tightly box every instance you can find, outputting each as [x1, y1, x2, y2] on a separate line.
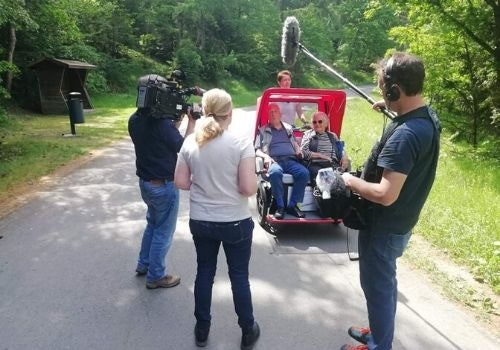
[0, 107, 498, 350]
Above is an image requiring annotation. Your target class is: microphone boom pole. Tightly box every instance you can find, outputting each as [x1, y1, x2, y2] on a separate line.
[282, 16, 395, 120]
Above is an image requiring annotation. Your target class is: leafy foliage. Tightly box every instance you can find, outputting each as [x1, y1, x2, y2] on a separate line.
[0, 0, 498, 144]
[380, 0, 499, 146]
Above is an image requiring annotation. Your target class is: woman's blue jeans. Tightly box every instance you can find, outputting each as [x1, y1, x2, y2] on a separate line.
[358, 229, 411, 350]
[137, 179, 179, 282]
[189, 218, 255, 331]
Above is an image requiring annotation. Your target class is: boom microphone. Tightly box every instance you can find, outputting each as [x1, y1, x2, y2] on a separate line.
[281, 16, 300, 66]
[280, 16, 396, 120]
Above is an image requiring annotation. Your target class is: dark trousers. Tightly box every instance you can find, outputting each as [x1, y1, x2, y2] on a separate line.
[189, 218, 255, 330]
[358, 229, 411, 350]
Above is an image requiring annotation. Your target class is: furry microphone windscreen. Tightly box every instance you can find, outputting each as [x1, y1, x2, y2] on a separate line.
[281, 16, 301, 66]
[331, 170, 349, 198]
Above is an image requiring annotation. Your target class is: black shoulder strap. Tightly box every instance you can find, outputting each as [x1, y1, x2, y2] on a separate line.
[377, 106, 440, 155]
[426, 106, 442, 134]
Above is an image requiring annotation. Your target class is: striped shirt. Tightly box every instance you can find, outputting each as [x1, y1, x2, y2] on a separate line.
[301, 131, 340, 165]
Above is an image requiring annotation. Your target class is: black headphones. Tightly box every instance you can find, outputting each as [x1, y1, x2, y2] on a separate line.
[383, 57, 400, 102]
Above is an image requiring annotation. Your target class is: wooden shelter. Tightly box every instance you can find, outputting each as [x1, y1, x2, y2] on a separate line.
[29, 58, 96, 114]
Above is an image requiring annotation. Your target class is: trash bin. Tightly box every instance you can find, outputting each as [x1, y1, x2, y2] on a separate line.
[68, 92, 84, 124]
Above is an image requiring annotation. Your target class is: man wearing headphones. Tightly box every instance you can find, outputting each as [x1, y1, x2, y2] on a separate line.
[340, 52, 441, 350]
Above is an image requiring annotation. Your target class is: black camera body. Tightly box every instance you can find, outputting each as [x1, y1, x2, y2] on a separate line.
[136, 70, 203, 121]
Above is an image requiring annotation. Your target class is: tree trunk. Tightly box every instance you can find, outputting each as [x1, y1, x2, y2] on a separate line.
[6, 24, 17, 93]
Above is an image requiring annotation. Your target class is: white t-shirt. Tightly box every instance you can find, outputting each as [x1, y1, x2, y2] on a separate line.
[276, 102, 300, 125]
[178, 131, 255, 222]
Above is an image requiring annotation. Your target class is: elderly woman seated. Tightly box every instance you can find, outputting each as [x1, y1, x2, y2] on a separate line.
[300, 111, 350, 184]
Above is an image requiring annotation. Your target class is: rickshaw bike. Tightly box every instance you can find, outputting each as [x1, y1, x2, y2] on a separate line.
[254, 87, 347, 233]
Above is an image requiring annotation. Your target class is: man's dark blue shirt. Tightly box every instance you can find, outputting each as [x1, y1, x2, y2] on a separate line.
[128, 111, 184, 181]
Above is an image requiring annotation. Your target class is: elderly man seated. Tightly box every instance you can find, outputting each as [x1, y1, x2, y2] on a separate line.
[255, 103, 309, 219]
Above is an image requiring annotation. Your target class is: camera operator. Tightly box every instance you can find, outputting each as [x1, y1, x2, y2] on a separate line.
[340, 52, 441, 350]
[128, 74, 197, 290]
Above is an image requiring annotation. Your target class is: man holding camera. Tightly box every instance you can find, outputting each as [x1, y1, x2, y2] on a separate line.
[128, 74, 197, 289]
[340, 52, 441, 350]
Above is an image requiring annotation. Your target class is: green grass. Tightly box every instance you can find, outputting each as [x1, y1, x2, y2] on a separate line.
[419, 140, 500, 291]
[0, 96, 134, 196]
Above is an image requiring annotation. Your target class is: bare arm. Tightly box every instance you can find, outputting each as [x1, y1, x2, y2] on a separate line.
[238, 157, 257, 196]
[174, 159, 192, 190]
[340, 153, 350, 170]
[342, 169, 407, 206]
[184, 115, 196, 137]
[296, 103, 307, 123]
[255, 148, 274, 169]
[291, 135, 304, 158]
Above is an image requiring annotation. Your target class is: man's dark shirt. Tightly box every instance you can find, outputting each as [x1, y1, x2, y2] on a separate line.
[370, 106, 440, 234]
[269, 127, 296, 157]
[128, 111, 184, 181]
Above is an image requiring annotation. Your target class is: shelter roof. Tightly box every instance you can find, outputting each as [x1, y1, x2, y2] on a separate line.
[29, 58, 96, 69]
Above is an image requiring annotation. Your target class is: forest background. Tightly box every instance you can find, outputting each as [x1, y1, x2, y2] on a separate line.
[0, 0, 499, 321]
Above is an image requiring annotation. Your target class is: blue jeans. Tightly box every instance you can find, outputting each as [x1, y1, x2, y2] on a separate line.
[358, 230, 411, 350]
[267, 157, 309, 208]
[137, 179, 179, 282]
[189, 218, 255, 330]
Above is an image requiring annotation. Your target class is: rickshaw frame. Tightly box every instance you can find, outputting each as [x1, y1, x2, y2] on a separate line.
[254, 87, 347, 233]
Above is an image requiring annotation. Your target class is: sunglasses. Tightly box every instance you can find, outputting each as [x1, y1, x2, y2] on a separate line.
[312, 120, 324, 125]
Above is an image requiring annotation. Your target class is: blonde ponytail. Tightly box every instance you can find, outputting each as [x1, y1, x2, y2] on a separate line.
[195, 89, 232, 147]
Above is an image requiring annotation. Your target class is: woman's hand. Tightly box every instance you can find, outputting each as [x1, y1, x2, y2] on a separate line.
[341, 155, 350, 170]
[314, 152, 331, 161]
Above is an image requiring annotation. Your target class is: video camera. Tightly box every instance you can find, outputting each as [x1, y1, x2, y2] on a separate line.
[136, 70, 204, 121]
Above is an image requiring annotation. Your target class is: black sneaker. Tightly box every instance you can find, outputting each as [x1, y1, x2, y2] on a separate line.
[135, 266, 147, 276]
[274, 207, 285, 220]
[241, 322, 260, 350]
[286, 205, 305, 218]
[194, 325, 210, 347]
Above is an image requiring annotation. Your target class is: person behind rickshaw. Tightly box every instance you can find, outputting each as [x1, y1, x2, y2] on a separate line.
[301, 111, 350, 184]
[256, 70, 307, 126]
[255, 103, 309, 219]
[275, 70, 308, 125]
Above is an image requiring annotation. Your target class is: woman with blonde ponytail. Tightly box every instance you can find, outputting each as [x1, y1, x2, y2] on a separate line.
[195, 89, 232, 146]
[174, 88, 260, 349]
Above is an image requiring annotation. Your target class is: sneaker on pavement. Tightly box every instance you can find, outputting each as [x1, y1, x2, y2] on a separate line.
[146, 274, 181, 289]
[340, 344, 368, 350]
[135, 266, 147, 276]
[348, 326, 372, 345]
[241, 321, 260, 350]
[194, 325, 210, 347]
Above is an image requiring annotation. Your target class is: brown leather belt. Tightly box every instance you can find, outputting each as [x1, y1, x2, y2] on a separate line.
[149, 179, 166, 185]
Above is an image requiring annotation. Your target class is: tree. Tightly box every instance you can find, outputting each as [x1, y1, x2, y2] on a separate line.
[0, 0, 36, 94]
[383, 0, 499, 146]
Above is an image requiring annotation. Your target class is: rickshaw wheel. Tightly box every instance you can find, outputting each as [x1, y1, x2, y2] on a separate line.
[256, 183, 269, 226]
